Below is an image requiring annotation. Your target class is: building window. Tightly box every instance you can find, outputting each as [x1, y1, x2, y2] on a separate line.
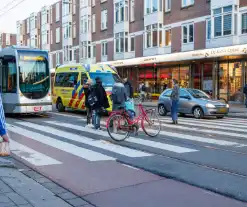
[92, 14, 96, 32]
[164, 28, 171, 46]
[130, 0, 135, 22]
[145, 24, 163, 48]
[115, 32, 124, 53]
[130, 36, 135, 52]
[56, 3, 60, 21]
[101, 42, 108, 56]
[50, 30, 53, 44]
[73, 22, 76, 38]
[145, 0, 162, 15]
[207, 19, 211, 39]
[182, 24, 194, 43]
[56, 27, 60, 43]
[165, 0, 171, 12]
[101, 10, 107, 30]
[92, 44, 96, 58]
[242, 13, 247, 34]
[50, 7, 53, 23]
[213, 5, 233, 37]
[115, 1, 128, 23]
[92, 0, 95, 6]
[26, 18, 30, 33]
[73, 0, 76, 14]
[56, 52, 60, 65]
[181, 0, 194, 8]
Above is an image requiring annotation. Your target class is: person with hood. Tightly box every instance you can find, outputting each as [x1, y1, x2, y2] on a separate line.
[83, 79, 93, 127]
[91, 77, 109, 130]
[123, 77, 133, 99]
[112, 80, 127, 111]
[244, 84, 247, 108]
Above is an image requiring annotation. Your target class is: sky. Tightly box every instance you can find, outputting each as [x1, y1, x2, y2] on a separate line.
[0, 0, 59, 33]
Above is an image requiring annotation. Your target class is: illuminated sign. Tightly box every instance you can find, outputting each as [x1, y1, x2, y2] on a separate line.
[20, 56, 45, 61]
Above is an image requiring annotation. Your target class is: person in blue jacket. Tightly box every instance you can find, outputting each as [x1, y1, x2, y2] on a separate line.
[0, 94, 9, 142]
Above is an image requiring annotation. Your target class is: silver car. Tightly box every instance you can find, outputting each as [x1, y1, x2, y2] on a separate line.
[158, 88, 229, 119]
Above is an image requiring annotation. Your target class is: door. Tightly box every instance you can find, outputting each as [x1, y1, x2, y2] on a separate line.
[179, 89, 192, 113]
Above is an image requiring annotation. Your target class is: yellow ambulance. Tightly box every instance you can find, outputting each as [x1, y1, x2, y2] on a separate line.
[52, 63, 120, 112]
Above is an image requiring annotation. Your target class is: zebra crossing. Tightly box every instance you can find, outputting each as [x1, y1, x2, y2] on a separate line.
[6, 112, 247, 168]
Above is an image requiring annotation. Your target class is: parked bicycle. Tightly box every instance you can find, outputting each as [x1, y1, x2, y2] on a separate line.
[106, 103, 161, 141]
[134, 92, 152, 103]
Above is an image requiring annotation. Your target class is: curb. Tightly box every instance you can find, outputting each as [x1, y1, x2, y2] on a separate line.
[0, 157, 16, 168]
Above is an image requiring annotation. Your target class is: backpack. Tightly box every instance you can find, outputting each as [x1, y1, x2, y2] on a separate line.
[88, 88, 98, 106]
[112, 84, 124, 104]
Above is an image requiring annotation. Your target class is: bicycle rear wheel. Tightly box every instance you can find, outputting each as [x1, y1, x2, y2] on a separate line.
[107, 114, 130, 141]
[141, 109, 161, 137]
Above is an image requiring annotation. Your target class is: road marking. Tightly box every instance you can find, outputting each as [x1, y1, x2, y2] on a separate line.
[160, 119, 247, 133]
[45, 121, 198, 153]
[159, 123, 247, 139]
[77, 117, 246, 146]
[10, 140, 62, 166]
[15, 121, 152, 158]
[158, 117, 247, 129]
[7, 124, 115, 162]
[48, 112, 83, 119]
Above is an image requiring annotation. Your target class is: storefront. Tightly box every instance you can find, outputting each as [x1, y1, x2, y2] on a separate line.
[100, 44, 247, 103]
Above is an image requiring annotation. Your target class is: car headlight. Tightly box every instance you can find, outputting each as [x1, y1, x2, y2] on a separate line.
[226, 104, 229, 108]
[206, 103, 216, 108]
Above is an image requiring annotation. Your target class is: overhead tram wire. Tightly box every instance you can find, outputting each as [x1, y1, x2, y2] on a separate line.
[0, 0, 20, 13]
[0, 0, 27, 19]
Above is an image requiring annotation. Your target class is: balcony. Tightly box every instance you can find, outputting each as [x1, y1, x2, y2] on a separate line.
[80, 57, 96, 64]
[114, 21, 129, 34]
[144, 11, 163, 27]
[143, 46, 171, 57]
[80, 32, 92, 42]
[206, 35, 239, 49]
[182, 43, 194, 52]
[114, 52, 135, 60]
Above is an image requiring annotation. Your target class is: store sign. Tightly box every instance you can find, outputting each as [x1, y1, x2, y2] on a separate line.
[99, 44, 247, 67]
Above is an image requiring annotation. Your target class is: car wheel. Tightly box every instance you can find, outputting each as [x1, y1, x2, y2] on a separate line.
[216, 116, 224, 119]
[193, 107, 204, 119]
[57, 99, 65, 112]
[158, 104, 167, 116]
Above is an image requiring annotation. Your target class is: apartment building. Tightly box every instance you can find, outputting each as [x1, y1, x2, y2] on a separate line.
[16, 0, 247, 103]
[0, 33, 16, 49]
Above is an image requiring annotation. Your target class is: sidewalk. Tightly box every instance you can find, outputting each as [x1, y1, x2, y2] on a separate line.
[139, 101, 247, 118]
[0, 157, 91, 207]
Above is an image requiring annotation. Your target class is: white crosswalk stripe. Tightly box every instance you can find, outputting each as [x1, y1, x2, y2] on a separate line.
[6, 113, 247, 168]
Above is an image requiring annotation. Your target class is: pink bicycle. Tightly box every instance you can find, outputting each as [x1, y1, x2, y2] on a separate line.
[106, 103, 161, 141]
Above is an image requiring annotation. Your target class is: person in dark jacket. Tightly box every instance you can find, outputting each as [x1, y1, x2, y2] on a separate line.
[244, 84, 247, 108]
[123, 77, 133, 99]
[170, 79, 180, 124]
[83, 79, 93, 127]
[91, 77, 110, 130]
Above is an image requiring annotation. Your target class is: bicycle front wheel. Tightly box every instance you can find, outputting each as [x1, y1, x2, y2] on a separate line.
[107, 114, 130, 141]
[141, 109, 161, 137]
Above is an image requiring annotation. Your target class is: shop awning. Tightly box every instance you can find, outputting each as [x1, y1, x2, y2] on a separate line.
[98, 44, 247, 67]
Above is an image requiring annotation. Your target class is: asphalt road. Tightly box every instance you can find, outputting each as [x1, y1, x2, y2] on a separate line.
[5, 108, 247, 207]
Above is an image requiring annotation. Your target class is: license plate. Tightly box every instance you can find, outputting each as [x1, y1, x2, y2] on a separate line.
[218, 108, 227, 113]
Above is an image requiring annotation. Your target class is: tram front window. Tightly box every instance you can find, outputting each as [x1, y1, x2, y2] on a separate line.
[18, 51, 50, 99]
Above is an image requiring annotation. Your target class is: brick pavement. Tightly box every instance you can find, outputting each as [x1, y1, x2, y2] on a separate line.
[0, 157, 94, 207]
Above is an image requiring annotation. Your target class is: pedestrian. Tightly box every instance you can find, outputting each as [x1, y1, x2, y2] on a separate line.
[0, 93, 10, 156]
[123, 77, 133, 99]
[91, 77, 109, 130]
[244, 84, 247, 108]
[112, 80, 127, 111]
[170, 79, 180, 124]
[83, 79, 93, 127]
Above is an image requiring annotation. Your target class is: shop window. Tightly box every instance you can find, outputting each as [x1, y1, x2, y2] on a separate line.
[182, 23, 194, 44]
[179, 66, 189, 88]
[213, 5, 233, 37]
[242, 13, 247, 34]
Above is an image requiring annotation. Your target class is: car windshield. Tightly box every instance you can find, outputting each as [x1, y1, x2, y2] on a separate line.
[89, 72, 121, 87]
[187, 89, 210, 99]
[18, 51, 50, 99]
